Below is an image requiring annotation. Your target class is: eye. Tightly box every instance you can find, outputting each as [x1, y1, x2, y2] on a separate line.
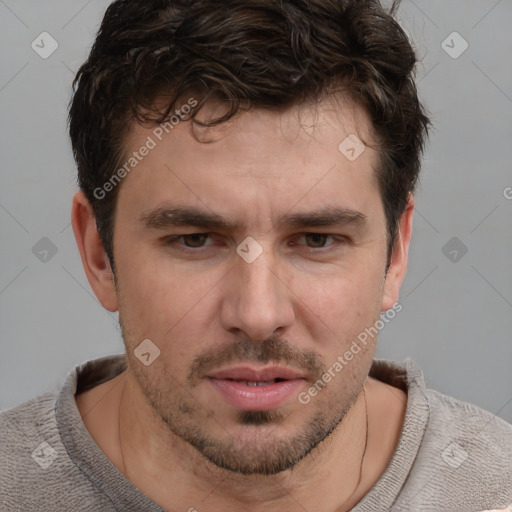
[303, 233, 333, 248]
[291, 233, 340, 248]
[181, 233, 210, 248]
[164, 233, 213, 249]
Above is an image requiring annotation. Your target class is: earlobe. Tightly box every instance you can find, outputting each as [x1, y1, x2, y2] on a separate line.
[381, 194, 414, 312]
[71, 191, 118, 312]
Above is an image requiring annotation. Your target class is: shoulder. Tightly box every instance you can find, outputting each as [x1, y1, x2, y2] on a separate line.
[0, 393, 115, 511]
[1, 392, 58, 457]
[394, 388, 512, 511]
[425, 388, 512, 450]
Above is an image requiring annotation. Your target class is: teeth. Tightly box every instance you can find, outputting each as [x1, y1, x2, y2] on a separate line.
[240, 380, 275, 386]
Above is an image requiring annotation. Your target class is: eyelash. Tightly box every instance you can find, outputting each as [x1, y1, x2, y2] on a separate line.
[163, 233, 348, 252]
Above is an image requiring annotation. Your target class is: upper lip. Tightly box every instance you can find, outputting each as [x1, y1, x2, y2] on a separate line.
[207, 366, 306, 381]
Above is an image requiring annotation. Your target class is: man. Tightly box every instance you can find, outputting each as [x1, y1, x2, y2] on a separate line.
[1, 0, 511, 510]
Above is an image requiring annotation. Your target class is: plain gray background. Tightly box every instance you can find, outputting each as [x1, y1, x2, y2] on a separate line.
[1, 0, 511, 422]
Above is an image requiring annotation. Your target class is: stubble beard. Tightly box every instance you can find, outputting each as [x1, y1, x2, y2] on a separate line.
[122, 322, 361, 476]
[131, 360, 358, 476]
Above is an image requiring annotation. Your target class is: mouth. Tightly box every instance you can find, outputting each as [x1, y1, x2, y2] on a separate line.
[206, 366, 307, 411]
[225, 379, 287, 386]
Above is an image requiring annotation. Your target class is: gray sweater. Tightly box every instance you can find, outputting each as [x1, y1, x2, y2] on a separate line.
[1, 355, 511, 512]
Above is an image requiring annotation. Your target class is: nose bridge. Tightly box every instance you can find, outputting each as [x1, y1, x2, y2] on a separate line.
[221, 243, 294, 340]
[240, 253, 278, 305]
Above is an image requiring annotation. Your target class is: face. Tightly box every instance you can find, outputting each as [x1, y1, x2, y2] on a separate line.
[108, 95, 399, 475]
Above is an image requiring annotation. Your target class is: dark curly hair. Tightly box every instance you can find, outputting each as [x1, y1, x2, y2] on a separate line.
[69, 0, 431, 271]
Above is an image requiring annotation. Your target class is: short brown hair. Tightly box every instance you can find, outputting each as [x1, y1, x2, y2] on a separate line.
[69, 0, 431, 270]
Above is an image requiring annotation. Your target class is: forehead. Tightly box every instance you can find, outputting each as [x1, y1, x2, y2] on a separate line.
[124, 92, 376, 159]
[116, 94, 382, 225]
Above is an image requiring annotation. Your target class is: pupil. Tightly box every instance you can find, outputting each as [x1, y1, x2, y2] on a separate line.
[185, 234, 207, 247]
[306, 234, 327, 247]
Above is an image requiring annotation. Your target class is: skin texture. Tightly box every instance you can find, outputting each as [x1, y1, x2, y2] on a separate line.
[73, 95, 411, 512]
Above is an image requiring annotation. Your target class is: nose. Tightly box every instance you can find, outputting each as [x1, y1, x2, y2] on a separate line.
[219, 246, 295, 341]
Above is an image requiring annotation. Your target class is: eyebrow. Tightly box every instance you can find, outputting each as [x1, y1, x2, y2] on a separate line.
[140, 205, 367, 231]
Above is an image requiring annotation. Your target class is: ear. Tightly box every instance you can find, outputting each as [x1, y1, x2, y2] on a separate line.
[381, 194, 414, 311]
[71, 191, 118, 312]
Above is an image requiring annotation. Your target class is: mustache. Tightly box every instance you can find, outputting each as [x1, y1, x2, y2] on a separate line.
[187, 335, 326, 386]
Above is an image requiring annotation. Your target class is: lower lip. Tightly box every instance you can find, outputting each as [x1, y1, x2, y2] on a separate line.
[208, 378, 305, 411]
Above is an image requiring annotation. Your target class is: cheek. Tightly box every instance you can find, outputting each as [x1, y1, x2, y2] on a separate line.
[297, 261, 384, 319]
[291, 260, 384, 365]
[114, 253, 221, 362]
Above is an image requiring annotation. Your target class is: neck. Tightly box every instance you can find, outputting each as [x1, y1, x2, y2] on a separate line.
[117, 375, 370, 512]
